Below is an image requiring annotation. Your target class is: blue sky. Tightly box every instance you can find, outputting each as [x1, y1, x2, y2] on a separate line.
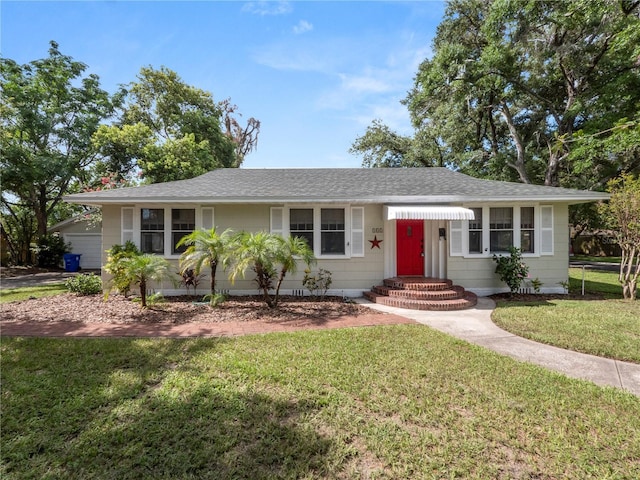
[1, 1, 445, 168]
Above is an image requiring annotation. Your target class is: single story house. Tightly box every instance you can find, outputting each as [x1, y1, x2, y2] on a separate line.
[49, 213, 102, 269]
[64, 168, 609, 309]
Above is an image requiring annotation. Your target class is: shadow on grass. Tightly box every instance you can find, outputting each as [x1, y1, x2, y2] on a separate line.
[1, 338, 334, 479]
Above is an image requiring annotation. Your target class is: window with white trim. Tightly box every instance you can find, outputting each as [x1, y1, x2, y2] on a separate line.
[123, 207, 204, 257]
[289, 208, 314, 249]
[171, 208, 195, 254]
[468, 207, 483, 254]
[141, 208, 164, 254]
[520, 207, 534, 254]
[272, 205, 360, 258]
[321, 208, 345, 255]
[449, 205, 554, 257]
[489, 207, 513, 253]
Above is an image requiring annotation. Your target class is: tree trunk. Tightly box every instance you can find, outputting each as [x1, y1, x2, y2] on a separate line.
[210, 260, 218, 295]
[274, 268, 288, 307]
[499, 102, 530, 184]
[36, 185, 49, 237]
[140, 279, 147, 307]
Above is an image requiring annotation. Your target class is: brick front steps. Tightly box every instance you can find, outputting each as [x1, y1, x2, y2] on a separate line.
[363, 276, 478, 311]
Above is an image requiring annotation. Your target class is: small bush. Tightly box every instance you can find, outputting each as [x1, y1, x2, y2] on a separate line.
[104, 241, 141, 297]
[303, 268, 333, 299]
[65, 273, 103, 295]
[32, 233, 70, 268]
[493, 246, 529, 294]
[203, 292, 227, 307]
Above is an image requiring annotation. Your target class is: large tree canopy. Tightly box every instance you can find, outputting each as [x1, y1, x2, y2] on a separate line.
[352, 0, 640, 188]
[1, 41, 116, 239]
[1, 44, 260, 265]
[93, 66, 260, 184]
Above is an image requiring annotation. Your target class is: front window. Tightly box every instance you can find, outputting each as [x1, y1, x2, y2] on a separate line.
[468, 207, 483, 253]
[141, 208, 164, 254]
[490, 207, 513, 252]
[171, 209, 196, 254]
[290, 208, 314, 249]
[520, 207, 535, 254]
[321, 208, 345, 255]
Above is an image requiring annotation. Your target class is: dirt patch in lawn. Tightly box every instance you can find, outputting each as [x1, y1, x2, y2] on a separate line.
[0, 293, 387, 325]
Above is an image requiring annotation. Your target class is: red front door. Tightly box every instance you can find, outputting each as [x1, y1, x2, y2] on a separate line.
[396, 219, 424, 276]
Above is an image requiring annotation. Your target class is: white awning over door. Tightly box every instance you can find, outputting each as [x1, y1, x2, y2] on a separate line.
[385, 206, 475, 221]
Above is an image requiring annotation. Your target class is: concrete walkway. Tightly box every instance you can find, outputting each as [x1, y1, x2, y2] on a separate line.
[356, 297, 640, 397]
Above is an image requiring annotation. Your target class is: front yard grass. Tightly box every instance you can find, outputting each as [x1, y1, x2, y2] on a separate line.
[0, 283, 67, 303]
[2, 328, 639, 479]
[493, 269, 639, 363]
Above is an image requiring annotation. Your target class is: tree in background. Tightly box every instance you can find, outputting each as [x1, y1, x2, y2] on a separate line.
[1, 41, 116, 257]
[600, 174, 640, 300]
[93, 66, 260, 184]
[352, 0, 640, 189]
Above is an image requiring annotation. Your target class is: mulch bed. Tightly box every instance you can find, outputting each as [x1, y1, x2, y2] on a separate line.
[0, 293, 391, 325]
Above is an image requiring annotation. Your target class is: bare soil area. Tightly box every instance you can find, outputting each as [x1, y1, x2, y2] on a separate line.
[0, 293, 385, 325]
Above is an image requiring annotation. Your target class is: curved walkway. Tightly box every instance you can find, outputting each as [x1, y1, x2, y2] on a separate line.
[357, 297, 640, 397]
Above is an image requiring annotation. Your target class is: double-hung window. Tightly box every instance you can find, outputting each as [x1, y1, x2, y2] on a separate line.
[321, 208, 345, 255]
[138, 208, 196, 255]
[520, 207, 535, 254]
[489, 207, 513, 253]
[171, 209, 196, 254]
[451, 205, 554, 257]
[141, 208, 165, 254]
[468, 207, 483, 254]
[276, 206, 360, 258]
[289, 208, 314, 249]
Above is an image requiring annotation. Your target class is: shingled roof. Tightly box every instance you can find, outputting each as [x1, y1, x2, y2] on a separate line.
[64, 168, 609, 205]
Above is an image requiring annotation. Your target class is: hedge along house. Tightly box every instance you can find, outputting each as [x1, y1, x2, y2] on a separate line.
[64, 168, 609, 310]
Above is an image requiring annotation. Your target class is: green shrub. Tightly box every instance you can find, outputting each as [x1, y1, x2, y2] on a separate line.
[104, 241, 140, 297]
[493, 246, 529, 294]
[303, 268, 333, 299]
[32, 233, 70, 268]
[203, 292, 227, 307]
[65, 273, 103, 295]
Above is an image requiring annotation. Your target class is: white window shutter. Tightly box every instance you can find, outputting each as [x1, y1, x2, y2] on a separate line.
[121, 207, 134, 244]
[450, 220, 463, 256]
[270, 207, 284, 236]
[540, 205, 554, 255]
[351, 207, 365, 257]
[201, 207, 214, 230]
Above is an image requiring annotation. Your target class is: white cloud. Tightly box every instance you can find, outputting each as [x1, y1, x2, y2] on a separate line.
[252, 43, 329, 71]
[293, 20, 313, 35]
[338, 72, 391, 94]
[242, 1, 292, 16]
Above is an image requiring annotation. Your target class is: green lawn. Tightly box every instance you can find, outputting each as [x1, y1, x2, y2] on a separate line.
[493, 269, 639, 362]
[2, 329, 639, 479]
[0, 283, 67, 303]
[571, 254, 623, 264]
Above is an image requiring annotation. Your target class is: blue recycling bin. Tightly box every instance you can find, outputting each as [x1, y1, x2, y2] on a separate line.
[63, 253, 82, 272]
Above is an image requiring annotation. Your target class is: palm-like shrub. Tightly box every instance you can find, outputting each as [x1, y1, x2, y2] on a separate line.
[228, 232, 316, 308]
[228, 231, 281, 307]
[274, 235, 316, 303]
[120, 254, 171, 308]
[177, 228, 232, 297]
